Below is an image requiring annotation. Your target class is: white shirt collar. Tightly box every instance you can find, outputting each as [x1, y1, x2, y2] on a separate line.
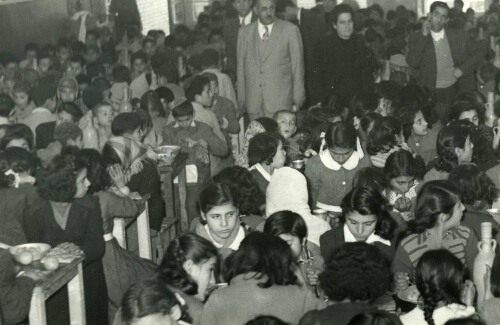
[173, 120, 196, 128]
[240, 11, 253, 26]
[248, 163, 272, 181]
[258, 20, 274, 40]
[297, 8, 302, 25]
[319, 137, 365, 171]
[205, 225, 245, 250]
[0, 116, 8, 125]
[343, 224, 391, 246]
[431, 29, 445, 41]
[32, 107, 52, 114]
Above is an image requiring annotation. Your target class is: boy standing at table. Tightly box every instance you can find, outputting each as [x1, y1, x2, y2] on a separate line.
[162, 100, 228, 224]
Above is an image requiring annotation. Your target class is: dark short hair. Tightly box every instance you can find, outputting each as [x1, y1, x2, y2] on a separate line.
[86, 62, 105, 80]
[264, 211, 307, 242]
[37, 152, 86, 202]
[0, 94, 14, 117]
[347, 311, 402, 325]
[384, 150, 425, 182]
[131, 51, 148, 65]
[331, 4, 354, 25]
[246, 316, 291, 325]
[341, 186, 396, 240]
[275, 0, 295, 14]
[200, 49, 220, 67]
[186, 75, 210, 102]
[111, 112, 142, 136]
[325, 121, 357, 150]
[199, 182, 238, 214]
[70, 54, 85, 66]
[121, 280, 180, 325]
[172, 100, 194, 118]
[319, 242, 390, 302]
[448, 164, 498, 204]
[140, 90, 165, 117]
[248, 132, 284, 166]
[156, 64, 179, 84]
[367, 116, 402, 155]
[31, 82, 57, 107]
[24, 42, 39, 54]
[223, 232, 299, 288]
[142, 37, 155, 48]
[430, 1, 450, 13]
[112, 65, 131, 84]
[212, 166, 265, 216]
[0, 124, 34, 151]
[449, 100, 484, 125]
[57, 101, 84, 122]
[155, 86, 175, 104]
[156, 233, 217, 295]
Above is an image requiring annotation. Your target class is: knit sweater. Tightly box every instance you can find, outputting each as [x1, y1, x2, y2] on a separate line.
[391, 225, 478, 280]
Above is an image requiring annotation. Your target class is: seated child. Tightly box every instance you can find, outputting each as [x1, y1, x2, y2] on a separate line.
[367, 116, 412, 168]
[38, 122, 84, 167]
[116, 280, 185, 325]
[154, 86, 175, 118]
[20, 82, 58, 137]
[383, 150, 425, 221]
[247, 132, 287, 197]
[0, 94, 14, 126]
[273, 110, 301, 164]
[0, 124, 34, 152]
[37, 48, 53, 76]
[235, 117, 278, 168]
[136, 109, 163, 149]
[129, 52, 149, 100]
[140, 90, 167, 137]
[162, 100, 228, 223]
[92, 103, 114, 150]
[9, 82, 35, 123]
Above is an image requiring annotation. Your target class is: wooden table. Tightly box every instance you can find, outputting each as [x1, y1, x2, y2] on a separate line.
[158, 152, 189, 234]
[28, 256, 85, 325]
[113, 201, 152, 260]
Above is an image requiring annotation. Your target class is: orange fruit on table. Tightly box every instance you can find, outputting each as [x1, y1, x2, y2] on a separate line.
[43, 257, 59, 271]
[19, 252, 33, 265]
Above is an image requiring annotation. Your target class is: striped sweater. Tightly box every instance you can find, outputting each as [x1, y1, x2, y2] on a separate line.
[391, 225, 478, 280]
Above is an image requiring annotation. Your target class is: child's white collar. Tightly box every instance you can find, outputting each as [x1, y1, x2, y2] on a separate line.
[343, 224, 391, 246]
[319, 138, 364, 171]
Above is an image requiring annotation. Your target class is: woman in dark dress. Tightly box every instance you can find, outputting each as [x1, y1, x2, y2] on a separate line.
[23, 152, 108, 324]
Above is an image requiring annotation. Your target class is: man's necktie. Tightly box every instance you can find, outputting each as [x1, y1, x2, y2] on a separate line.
[263, 26, 269, 41]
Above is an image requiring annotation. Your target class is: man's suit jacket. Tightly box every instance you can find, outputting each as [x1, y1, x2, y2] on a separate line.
[406, 28, 486, 92]
[299, 9, 326, 106]
[237, 19, 305, 117]
[223, 12, 258, 75]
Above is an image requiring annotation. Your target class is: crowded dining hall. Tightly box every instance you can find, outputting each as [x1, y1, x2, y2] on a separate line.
[1, 0, 500, 324]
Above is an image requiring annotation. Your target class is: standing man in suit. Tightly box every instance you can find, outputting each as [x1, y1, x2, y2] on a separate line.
[406, 1, 485, 123]
[237, 0, 305, 120]
[223, 0, 258, 76]
[275, 0, 326, 108]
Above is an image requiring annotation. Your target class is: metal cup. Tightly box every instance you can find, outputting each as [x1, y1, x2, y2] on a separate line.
[292, 159, 305, 169]
[312, 209, 328, 221]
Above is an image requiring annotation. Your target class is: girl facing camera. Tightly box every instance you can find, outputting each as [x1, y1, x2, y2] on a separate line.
[400, 249, 476, 325]
[195, 182, 247, 259]
[305, 121, 371, 213]
[320, 186, 397, 263]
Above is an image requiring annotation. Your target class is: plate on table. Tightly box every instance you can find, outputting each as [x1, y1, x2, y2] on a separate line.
[397, 285, 421, 304]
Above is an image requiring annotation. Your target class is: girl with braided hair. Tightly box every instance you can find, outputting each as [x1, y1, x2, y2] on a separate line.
[400, 249, 476, 325]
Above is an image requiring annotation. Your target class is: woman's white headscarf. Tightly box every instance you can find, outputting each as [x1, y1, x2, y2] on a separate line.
[266, 167, 331, 246]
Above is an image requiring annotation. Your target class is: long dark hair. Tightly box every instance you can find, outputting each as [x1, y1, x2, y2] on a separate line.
[406, 181, 460, 235]
[223, 232, 299, 288]
[199, 182, 238, 214]
[156, 233, 217, 295]
[384, 150, 425, 182]
[416, 249, 465, 325]
[263, 211, 307, 242]
[434, 125, 470, 173]
[79, 149, 112, 193]
[448, 164, 498, 205]
[340, 187, 396, 240]
[367, 116, 402, 155]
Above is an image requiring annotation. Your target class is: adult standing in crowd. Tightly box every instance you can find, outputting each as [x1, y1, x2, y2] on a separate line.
[406, 1, 485, 124]
[313, 4, 372, 103]
[275, 0, 326, 108]
[223, 0, 258, 76]
[237, 0, 305, 120]
[108, 0, 142, 42]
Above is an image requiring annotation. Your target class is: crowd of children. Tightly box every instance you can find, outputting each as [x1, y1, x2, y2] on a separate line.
[1, 0, 500, 325]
